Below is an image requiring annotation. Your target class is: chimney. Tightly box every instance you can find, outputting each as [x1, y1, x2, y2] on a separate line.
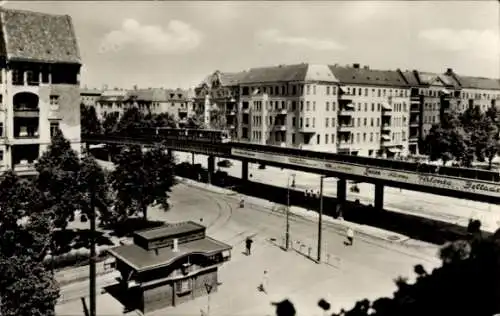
[172, 238, 179, 252]
[363, 65, 369, 70]
[446, 68, 453, 75]
[353, 63, 360, 69]
[133, 85, 138, 90]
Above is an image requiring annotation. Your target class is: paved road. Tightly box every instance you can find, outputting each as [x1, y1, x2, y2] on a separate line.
[176, 153, 500, 233]
[146, 181, 441, 316]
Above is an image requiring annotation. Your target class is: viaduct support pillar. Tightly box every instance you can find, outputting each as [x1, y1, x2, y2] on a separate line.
[242, 160, 249, 182]
[191, 152, 195, 165]
[207, 155, 215, 184]
[337, 178, 346, 203]
[374, 184, 384, 210]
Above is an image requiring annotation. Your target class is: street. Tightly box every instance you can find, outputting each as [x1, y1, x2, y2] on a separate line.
[176, 153, 500, 232]
[57, 178, 441, 315]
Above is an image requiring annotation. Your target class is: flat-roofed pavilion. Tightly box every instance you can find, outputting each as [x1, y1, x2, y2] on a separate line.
[107, 221, 232, 314]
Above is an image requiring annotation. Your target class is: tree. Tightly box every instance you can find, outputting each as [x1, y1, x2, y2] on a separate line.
[110, 144, 175, 221]
[186, 113, 206, 129]
[209, 107, 227, 130]
[328, 224, 500, 316]
[35, 129, 82, 229]
[80, 104, 102, 135]
[146, 113, 178, 128]
[115, 107, 148, 136]
[101, 111, 120, 136]
[0, 172, 59, 316]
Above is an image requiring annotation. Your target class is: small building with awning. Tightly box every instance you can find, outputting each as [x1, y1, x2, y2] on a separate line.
[106, 221, 232, 314]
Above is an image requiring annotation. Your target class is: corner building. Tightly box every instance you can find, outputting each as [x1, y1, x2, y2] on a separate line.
[0, 8, 81, 175]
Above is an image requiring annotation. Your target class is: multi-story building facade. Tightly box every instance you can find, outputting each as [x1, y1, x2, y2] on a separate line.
[0, 8, 81, 174]
[196, 63, 499, 158]
[128, 88, 194, 122]
[94, 88, 130, 120]
[80, 87, 102, 107]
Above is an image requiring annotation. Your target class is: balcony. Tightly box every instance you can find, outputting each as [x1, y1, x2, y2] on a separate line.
[338, 123, 355, 133]
[410, 96, 420, 104]
[226, 109, 236, 115]
[409, 135, 419, 142]
[273, 124, 287, 131]
[14, 107, 40, 118]
[13, 92, 39, 117]
[338, 103, 355, 116]
[242, 108, 250, 114]
[409, 120, 419, 127]
[410, 104, 420, 112]
[299, 125, 315, 134]
[275, 108, 288, 115]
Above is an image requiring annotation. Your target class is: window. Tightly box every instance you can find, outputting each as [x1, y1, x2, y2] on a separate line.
[176, 279, 192, 294]
[312, 118, 316, 128]
[364, 88, 368, 96]
[306, 85, 310, 95]
[300, 118, 303, 128]
[363, 118, 367, 126]
[364, 103, 367, 112]
[371, 103, 374, 111]
[0, 122, 3, 137]
[377, 118, 380, 126]
[357, 118, 360, 127]
[292, 133, 296, 144]
[331, 118, 335, 127]
[313, 101, 316, 111]
[313, 85, 316, 95]
[0, 150, 3, 162]
[331, 133, 335, 143]
[300, 101, 304, 111]
[331, 102, 336, 111]
[326, 102, 329, 111]
[326, 86, 330, 95]
[358, 88, 362, 95]
[305, 118, 309, 127]
[50, 122, 59, 138]
[356, 133, 360, 143]
[292, 117, 296, 127]
[292, 85, 297, 95]
[370, 118, 374, 127]
[363, 133, 367, 142]
[370, 132, 373, 142]
[377, 89, 381, 97]
[50, 95, 60, 108]
[306, 101, 310, 111]
[325, 118, 329, 128]
[292, 101, 296, 111]
[325, 134, 329, 144]
[316, 134, 320, 144]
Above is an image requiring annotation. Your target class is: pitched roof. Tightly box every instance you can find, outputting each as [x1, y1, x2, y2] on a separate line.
[0, 8, 81, 64]
[238, 63, 309, 84]
[135, 221, 204, 241]
[108, 236, 232, 272]
[80, 88, 102, 96]
[129, 88, 191, 102]
[455, 76, 500, 90]
[400, 71, 420, 86]
[328, 65, 408, 87]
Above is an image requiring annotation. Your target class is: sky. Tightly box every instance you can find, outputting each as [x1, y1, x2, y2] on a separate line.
[3, 1, 499, 90]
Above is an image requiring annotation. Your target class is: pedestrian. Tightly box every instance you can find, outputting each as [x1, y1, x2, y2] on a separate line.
[346, 227, 354, 246]
[245, 237, 253, 256]
[240, 197, 245, 208]
[258, 270, 269, 294]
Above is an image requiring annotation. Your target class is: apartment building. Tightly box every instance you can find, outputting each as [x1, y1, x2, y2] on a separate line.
[329, 64, 410, 157]
[128, 88, 193, 122]
[196, 63, 500, 158]
[95, 88, 130, 120]
[80, 87, 102, 107]
[195, 71, 244, 138]
[0, 8, 82, 175]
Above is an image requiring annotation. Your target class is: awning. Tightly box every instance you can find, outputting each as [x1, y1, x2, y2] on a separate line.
[381, 103, 392, 110]
[345, 103, 355, 108]
[381, 134, 391, 141]
[441, 89, 451, 94]
[388, 147, 401, 153]
[340, 86, 348, 93]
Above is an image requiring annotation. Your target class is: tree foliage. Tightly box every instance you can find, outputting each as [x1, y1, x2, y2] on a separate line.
[109, 144, 175, 221]
[35, 129, 110, 229]
[80, 103, 102, 135]
[0, 172, 59, 316]
[424, 106, 499, 168]
[102, 111, 120, 136]
[35, 129, 83, 229]
[326, 225, 500, 316]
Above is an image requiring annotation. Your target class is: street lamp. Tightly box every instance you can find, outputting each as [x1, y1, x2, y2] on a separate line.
[285, 173, 296, 251]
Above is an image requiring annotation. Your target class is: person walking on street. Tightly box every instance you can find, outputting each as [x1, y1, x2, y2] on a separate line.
[258, 270, 269, 294]
[346, 227, 354, 246]
[245, 237, 253, 256]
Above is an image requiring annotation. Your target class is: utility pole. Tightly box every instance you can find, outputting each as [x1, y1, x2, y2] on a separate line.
[317, 176, 324, 263]
[89, 162, 97, 316]
[285, 176, 291, 251]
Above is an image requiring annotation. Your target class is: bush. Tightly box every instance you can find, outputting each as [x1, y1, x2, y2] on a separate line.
[44, 249, 110, 271]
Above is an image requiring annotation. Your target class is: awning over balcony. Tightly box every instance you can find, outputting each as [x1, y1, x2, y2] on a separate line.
[381, 103, 392, 111]
[381, 134, 391, 141]
[441, 89, 451, 95]
[344, 103, 355, 109]
[340, 86, 348, 93]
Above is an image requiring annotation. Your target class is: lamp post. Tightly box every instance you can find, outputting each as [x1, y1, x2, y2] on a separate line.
[285, 173, 296, 250]
[317, 175, 332, 263]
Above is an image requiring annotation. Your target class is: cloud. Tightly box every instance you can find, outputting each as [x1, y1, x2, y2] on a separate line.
[99, 18, 202, 55]
[256, 29, 345, 51]
[418, 28, 500, 60]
